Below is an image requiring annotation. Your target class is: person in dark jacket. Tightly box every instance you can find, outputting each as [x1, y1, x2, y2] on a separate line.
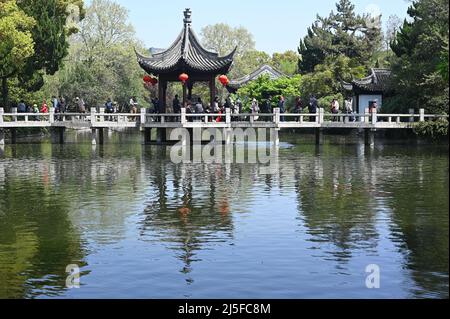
[309, 95, 318, 122]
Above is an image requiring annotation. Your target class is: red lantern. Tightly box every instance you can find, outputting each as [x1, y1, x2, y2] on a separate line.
[150, 77, 158, 85]
[179, 73, 189, 84]
[219, 75, 229, 86]
[143, 75, 152, 83]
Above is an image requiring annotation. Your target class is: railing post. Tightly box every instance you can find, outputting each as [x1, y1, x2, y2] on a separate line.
[409, 108, 415, 123]
[364, 108, 369, 123]
[0, 108, 4, 124]
[274, 108, 280, 125]
[90, 107, 97, 126]
[371, 108, 377, 125]
[419, 109, 425, 122]
[226, 107, 231, 125]
[140, 108, 146, 125]
[49, 108, 55, 124]
[181, 108, 187, 124]
[11, 107, 17, 122]
[99, 107, 105, 122]
[318, 108, 324, 124]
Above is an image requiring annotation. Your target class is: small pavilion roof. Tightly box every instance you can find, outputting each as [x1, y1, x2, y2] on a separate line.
[136, 9, 236, 75]
[227, 65, 286, 91]
[343, 68, 392, 93]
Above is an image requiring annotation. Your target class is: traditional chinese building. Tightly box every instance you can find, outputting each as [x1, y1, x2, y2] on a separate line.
[226, 64, 286, 93]
[135, 8, 236, 111]
[343, 68, 392, 114]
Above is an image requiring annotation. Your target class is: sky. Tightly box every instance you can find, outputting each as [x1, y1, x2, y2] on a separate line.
[86, 0, 411, 54]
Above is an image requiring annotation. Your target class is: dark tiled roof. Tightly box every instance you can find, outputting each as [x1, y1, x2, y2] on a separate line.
[227, 65, 286, 90]
[136, 9, 236, 75]
[343, 68, 392, 93]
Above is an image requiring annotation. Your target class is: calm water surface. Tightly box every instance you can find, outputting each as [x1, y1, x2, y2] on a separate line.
[0, 131, 448, 299]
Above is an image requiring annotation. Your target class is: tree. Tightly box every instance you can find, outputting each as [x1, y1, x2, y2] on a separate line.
[16, 0, 84, 93]
[232, 50, 272, 79]
[384, 15, 402, 51]
[200, 23, 255, 59]
[298, 0, 382, 73]
[0, 0, 35, 109]
[236, 74, 302, 111]
[272, 50, 300, 75]
[388, 0, 449, 114]
[300, 55, 366, 109]
[38, 0, 147, 108]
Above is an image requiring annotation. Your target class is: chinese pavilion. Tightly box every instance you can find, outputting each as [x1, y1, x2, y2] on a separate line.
[135, 8, 236, 111]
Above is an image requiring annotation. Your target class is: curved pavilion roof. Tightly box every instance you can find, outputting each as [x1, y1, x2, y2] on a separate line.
[136, 9, 236, 76]
[227, 64, 286, 92]
[342, 68, 392, 93]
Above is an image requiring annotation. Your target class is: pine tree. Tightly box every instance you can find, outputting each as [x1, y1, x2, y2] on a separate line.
[298, 0, 382, 74]
[389, 0, 449, 114]
[17, 0, 84, 92]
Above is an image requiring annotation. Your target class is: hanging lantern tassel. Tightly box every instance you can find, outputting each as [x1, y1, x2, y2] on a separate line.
[219, 75, 229, 87]
[179, 73, 189, 85]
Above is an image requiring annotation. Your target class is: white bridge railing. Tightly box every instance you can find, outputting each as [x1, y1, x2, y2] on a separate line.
[0, 107, 447, 129]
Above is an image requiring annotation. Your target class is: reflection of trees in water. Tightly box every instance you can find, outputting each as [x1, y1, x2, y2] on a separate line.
[380, 154, 449, 298]
[0, 173, 86, 299]
[139, 155, 236, 283]
[293, 148, 378, 264]
[0, 142, 147, 298]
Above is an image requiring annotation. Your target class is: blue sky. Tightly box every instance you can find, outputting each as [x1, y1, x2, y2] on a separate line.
[87, 0, 411, 54]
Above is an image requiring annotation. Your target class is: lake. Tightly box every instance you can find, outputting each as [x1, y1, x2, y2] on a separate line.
[0, 130, 448, 299]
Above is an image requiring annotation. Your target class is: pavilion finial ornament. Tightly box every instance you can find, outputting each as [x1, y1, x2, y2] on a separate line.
[183, 8, 192, 25]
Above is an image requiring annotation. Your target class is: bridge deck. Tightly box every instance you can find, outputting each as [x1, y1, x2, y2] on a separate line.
[0, 107, 447, 131]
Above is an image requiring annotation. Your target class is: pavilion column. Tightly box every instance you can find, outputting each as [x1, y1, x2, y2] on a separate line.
[157, 77, 167, 144]
[182, 84, 187, 107]
[158, 79, 168, 113]
[210, 75, 216, 110]
[187, 81, 193, 101]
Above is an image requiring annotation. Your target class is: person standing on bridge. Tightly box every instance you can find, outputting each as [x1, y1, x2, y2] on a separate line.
[345, 97, 355, 122]
[130, 97, 138, 114]
[294, 97, 303, 122]
[194, 97, 204, 122]
[309, 95, 318, 123]
[51, 96, 59, 113]
[75, 97, 86, 114]
[278, 96, 286, 122]
[173, 95, 181, 122]
[32, 104, 39, 121]
[261, 97, 272, 122]
[18, 100, 26, 114]
[105, 98, 114, 121]
[331, 98, 340, 122]
[40, 99, 48, 115]
[251, 98, 260, 122]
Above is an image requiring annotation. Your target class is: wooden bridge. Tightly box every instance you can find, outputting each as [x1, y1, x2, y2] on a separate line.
[0, 107, 447, 146]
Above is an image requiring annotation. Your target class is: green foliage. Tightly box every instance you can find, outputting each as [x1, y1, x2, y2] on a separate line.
[413, 119, 449, 140]
[37, 0, 147, 108]
[15, 0, 85, 93]
[299, 55, 365, 109]
[200, 23, 255, 59]
[0, 0, 35, 109]
[389, 0, 449, 114]
[232, 50, 272, 79]
[298, 0, 382, 74]
[236, 74, 302, 110]
[272, 50, 299, 75]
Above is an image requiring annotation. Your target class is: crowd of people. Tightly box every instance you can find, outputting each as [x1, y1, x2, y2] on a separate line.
[11, 94, 361, 123]
[160, 94, 357, 123]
